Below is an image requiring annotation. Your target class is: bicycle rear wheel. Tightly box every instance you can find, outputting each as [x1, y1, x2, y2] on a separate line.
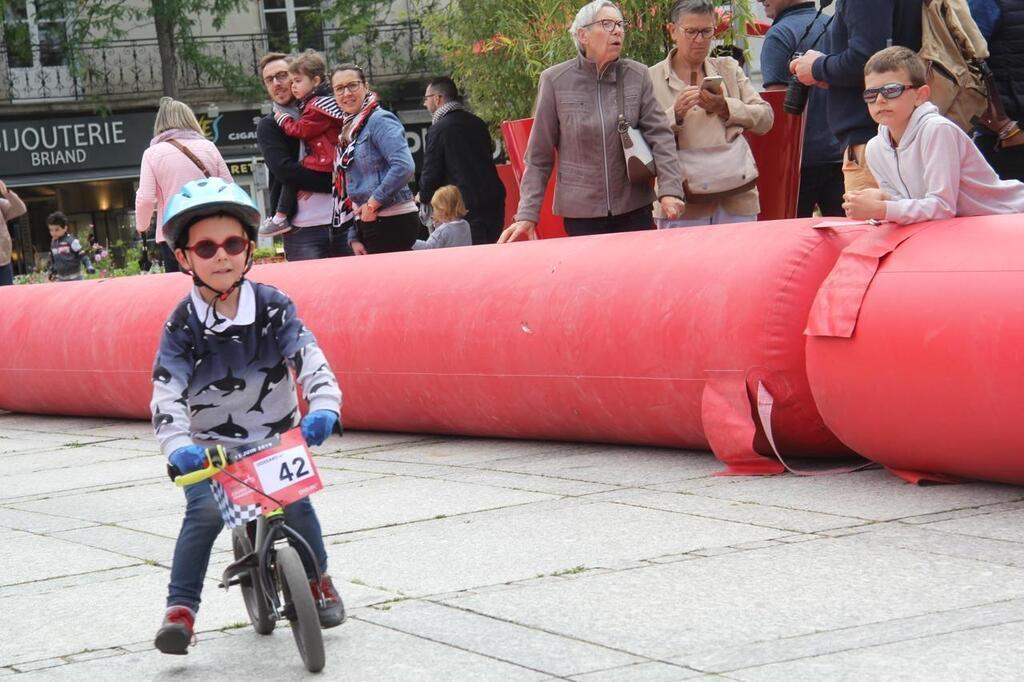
[231, 527, 275, 635]
[276, 545, 325, 673]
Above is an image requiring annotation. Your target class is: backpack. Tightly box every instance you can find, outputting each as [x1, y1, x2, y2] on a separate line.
[919, 0, 989, 132]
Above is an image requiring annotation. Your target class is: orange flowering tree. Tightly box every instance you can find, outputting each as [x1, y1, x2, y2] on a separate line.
[421, 0, 757, 132]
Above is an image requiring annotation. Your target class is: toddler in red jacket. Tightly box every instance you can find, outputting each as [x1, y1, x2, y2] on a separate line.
[260, 49, 344, 237]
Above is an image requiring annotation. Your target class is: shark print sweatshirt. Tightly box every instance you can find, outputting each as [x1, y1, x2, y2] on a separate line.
[150, 281, 342, 459]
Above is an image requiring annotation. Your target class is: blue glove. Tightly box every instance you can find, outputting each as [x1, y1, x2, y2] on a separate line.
[301, 410, 338, 447]
[169, 445, 208, 474]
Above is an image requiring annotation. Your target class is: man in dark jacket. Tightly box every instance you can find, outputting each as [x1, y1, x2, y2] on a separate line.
[418, 77, 506, 245]
[761, 0, 843, 217]
[256, 52, 350, 260]
[790, 0, 923, 193]
[969, 0, 1024, 181]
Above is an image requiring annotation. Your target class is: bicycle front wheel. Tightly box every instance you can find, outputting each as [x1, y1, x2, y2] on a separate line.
[276, 545, 325, 673]
[231, 527, 275, 635]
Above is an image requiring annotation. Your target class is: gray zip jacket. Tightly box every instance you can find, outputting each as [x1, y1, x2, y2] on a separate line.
[515, 54, 683, 223]
[866, 102, 1024, 225]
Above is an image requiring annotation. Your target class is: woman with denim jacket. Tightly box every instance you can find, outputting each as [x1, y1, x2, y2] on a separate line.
[330, 64, 418, 255]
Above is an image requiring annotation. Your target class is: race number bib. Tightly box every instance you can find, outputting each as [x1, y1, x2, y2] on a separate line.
[253, 445, 316, 496]
[213, 428, 324, 514]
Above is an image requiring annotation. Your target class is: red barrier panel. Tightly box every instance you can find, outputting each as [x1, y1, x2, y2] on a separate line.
[0, 222, 858, 473]
[495, 163, 519, 230]
[805, 216, 1024, 484]
[500, 118, 567, 239]
[748, 89, 804, 221]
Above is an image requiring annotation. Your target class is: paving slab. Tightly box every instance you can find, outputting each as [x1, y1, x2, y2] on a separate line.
[570, 661, 704, 681]
[0, 564, 247, 667]
[317, 431, 443, 456]
[358, 599, 643, 676]
[440, 535, 1024, 664]
[838, 521, 1024, 570]
[2, 459, 164, 501]
[349, 437, 582, 467]
[586, 487, 866, 534]
[312, 475, 558, 536]
[692, 469, 1024, 521]
[1, 530, 137, 587]
[10, 480, 183, 523]
[730, 618, 1024, 681]
[16, 618, 552, 681]
[465, 446, 721, 487]
[0, 414, 122, 433]
[915, 506, 1024, 543]
[685, 597, 1024, 673]
[319, 456, 616, 497]
[0, 444, 150, 477]
[51, 525, 177, 564]
[0, 507, 98, 534]
[326, 498, 785, 595]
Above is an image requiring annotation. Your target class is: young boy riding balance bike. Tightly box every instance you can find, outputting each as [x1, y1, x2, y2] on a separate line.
[149, 177, 344, 655]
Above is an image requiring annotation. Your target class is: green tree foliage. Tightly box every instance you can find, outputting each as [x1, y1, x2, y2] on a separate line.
[0, 0, 390, 101]
[422, 0, 756, 131]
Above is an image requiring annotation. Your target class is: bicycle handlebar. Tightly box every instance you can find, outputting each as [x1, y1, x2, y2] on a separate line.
[174, 445, 229, 487]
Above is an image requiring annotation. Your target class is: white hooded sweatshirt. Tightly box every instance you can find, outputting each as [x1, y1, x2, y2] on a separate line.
[865, 101, 1024, 225]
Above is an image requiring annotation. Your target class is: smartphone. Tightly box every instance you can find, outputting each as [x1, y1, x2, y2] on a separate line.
[701, 76, 724, 94]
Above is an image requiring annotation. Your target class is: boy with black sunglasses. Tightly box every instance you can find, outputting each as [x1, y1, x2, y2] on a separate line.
[149, 177, 345, 655]
[844, 46, 1024, 224]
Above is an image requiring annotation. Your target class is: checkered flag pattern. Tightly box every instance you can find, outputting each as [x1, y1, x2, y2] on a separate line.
[211, 479, 263, 528]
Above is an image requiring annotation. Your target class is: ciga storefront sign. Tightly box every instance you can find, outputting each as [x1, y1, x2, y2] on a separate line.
[0, 112, 154, 175]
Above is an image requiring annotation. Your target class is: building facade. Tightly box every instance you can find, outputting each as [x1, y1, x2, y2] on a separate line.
[0, 0, 442, 273]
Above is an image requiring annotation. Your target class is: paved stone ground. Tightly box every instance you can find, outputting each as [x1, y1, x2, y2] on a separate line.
[3, 411, 1024, 680]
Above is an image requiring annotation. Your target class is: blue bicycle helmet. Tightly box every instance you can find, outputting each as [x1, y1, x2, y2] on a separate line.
[162, 178, 261, 250]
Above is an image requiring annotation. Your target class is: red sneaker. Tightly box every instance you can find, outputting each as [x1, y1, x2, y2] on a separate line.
[154, 606, 196, 655]
[310, 574, 346, 628]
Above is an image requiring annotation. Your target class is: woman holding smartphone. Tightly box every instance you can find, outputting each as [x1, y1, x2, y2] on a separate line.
[648, 0, 773, 227]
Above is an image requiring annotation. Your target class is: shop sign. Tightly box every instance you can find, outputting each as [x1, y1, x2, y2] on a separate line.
[0, 113, 153, 176]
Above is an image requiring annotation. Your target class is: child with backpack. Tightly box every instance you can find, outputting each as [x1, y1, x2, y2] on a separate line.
[843, 46, 1024, 224]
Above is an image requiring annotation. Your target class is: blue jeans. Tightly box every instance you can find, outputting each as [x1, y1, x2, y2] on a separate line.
[0, 263, 12, 286]
[167, 481, 329, 611]
[656, 207, 756, 229]
[282, 223, 353, 261]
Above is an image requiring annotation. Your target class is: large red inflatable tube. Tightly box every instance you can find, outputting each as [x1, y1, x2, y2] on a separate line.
[805, 216, 1024, 484]
[0, 222, 858, 473]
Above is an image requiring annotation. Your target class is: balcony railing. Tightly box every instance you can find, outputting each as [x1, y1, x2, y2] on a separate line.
[0, 22, 435, 104]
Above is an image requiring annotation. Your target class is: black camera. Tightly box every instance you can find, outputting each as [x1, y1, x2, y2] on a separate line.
[781, 0, 834, 116]
[783, 52, 811, 115]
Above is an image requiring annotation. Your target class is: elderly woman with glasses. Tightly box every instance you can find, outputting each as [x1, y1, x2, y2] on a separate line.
[648, 0, 773, 228]
[330, 63, 418, 255]
[499, 0, 685, 242]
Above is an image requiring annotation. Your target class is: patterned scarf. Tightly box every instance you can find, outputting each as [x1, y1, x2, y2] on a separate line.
[431, 100, 466, 126]
[332, 91, 380, 227]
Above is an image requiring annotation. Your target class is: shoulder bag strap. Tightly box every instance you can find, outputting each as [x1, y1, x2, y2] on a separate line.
[615, 62, 627, 130]
[166, 139, 211, 178]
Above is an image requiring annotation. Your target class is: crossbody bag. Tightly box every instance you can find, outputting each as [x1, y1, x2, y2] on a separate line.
[616, 63, 657, 184]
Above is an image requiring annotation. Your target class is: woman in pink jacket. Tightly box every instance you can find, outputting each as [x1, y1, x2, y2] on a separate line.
[136, 97, 232, 272]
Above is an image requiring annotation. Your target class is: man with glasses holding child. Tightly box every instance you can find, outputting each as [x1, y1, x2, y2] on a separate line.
[256, 52, 351, 261]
